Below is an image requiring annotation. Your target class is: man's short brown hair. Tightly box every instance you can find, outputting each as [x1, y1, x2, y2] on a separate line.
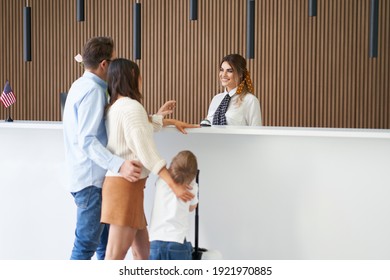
[82, 36, 114, 69]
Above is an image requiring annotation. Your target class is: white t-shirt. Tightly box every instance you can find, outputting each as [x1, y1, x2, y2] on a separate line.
[206, 87, 262, 126]
[148, 178, 199, 244]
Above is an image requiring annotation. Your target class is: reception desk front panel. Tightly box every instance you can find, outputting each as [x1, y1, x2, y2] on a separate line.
[1, 121, 390, 259]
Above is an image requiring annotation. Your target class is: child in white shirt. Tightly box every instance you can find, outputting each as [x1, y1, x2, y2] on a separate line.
[148, 150, 198, 260]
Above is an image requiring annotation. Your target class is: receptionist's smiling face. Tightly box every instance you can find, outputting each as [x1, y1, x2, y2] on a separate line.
[219, 61, 239, 92]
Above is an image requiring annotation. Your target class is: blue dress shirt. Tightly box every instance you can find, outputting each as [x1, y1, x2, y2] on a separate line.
[63, 71, 124, 193]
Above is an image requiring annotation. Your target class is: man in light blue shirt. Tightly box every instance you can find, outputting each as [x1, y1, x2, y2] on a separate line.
[63, 37, 141, 260]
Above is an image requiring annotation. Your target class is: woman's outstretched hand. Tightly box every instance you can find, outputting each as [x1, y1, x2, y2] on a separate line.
[157, 100, 200, 133]
[159, 168, 194, 202]
[171, 182, 194, 202]
[157, 100, 176, 117]
[163, 119, 200, 134]
[173, 120, 200, 134]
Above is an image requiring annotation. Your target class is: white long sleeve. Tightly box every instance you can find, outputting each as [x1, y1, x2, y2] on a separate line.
[206, 88, 262, 126]
[105, 97, 166, 178]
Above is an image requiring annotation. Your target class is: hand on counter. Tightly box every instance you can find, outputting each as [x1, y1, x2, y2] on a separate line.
[163, 119, 200, 134]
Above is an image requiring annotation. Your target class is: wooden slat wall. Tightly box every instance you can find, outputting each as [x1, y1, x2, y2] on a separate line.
[0, 0, 389, 128]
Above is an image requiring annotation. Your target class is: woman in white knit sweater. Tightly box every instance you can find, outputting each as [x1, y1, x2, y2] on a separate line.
[101, 58, 197, 260]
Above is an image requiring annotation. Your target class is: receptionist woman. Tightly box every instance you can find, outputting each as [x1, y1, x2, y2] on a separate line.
[205, 54, 262, 126]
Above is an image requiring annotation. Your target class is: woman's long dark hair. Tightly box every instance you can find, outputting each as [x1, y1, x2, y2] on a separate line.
[106, 58, 142, 110]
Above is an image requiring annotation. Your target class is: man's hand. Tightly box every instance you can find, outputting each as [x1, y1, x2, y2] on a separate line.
[157, 100, 176, 117]
[119, 160, 142, 182]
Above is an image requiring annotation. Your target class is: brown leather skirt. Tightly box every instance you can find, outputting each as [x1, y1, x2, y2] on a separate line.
[101, 176, 148, 229]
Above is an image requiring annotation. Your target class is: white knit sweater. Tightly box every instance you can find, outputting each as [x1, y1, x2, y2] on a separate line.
[105, 97, 166, 178]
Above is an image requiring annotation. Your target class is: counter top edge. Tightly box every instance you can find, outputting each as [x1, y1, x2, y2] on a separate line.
[2, 121, 390, 139]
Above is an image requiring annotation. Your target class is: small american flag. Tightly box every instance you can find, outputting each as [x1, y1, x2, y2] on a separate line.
[0, 80, 16, 108]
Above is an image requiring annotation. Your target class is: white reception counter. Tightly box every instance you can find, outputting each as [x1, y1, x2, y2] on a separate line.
[1, 121, 390, 259]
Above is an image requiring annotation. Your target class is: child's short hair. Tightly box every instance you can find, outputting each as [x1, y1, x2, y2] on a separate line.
[168, 150, 198, 185]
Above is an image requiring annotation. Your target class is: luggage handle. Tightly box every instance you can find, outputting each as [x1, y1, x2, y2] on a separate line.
[194, 169, 200, 252]
[193, 169, 207, 259]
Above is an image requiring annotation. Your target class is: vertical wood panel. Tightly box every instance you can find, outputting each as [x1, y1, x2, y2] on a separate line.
[0, 0, 389, 128]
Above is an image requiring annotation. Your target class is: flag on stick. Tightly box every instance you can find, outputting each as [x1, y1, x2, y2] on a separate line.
[1, 81, 16, 108]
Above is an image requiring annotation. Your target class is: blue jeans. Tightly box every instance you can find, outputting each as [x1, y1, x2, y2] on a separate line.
[70, 186, 108, 260]
[149, 240, 193, 260]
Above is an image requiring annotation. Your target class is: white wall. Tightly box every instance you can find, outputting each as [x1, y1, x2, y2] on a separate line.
[0, 124, 74, 259]
[1, 122, 390, 259]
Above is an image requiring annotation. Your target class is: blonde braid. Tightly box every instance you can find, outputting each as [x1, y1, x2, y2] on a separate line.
[236, 80, 246, 95]
[236, 70, 253, 95]
[245, 70, 254, 93]
[235, 70, 253, 105]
